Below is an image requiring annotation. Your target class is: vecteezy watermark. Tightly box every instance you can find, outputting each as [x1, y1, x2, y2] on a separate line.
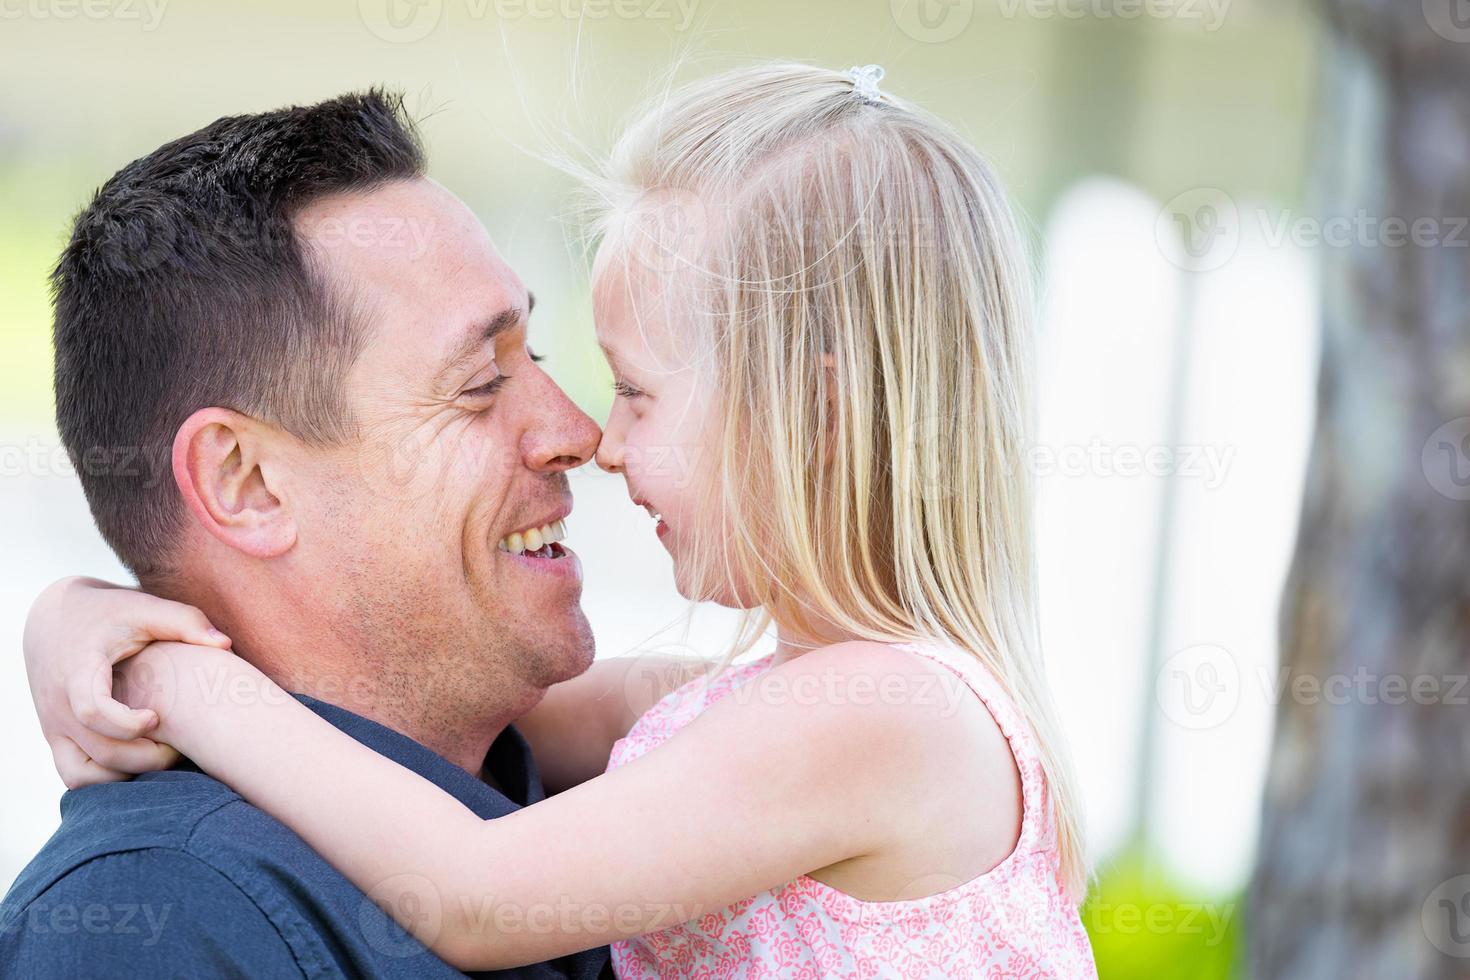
[304, 214, 436, 260]
[113, 652, 381, 721]
[357, 875, 702, 957]
[1157, 643, 1470, 732]
[890, 0, 976, 43]
[0, 438, 173, 488]
[1156, 643, 1241, 730]
[904, 418, 1236, 504]
[619, 644, 713, 719]
[1424, 0, 1470, 44]
[723, 663, 973, 717]
[614, 187, 710, 278]
[1423, 417, 1470, 501]
[357, 0, 698, 43]
[1423, 875, 1470, 958]
[360, 873, 444, 957]
[1085, 899, 1236, 946]
[1029, 440, 1235, 489]
[1157, 188, 1243, 273]
[0, 0, 168, 29]
[493, 0, 699, 29]
[1157, 187, 1470, 272]
[992, 0, 1230, 30]
[0, 901, 172, 946]
[70, 204, 436, 280]
[358, 0, 443, 42]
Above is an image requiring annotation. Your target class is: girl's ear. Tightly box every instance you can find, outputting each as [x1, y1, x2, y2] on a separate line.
[171, 408, 298, 560]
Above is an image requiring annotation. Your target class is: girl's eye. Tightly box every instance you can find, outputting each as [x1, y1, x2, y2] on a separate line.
[612, 379, 645, 400]
[463, 375, 509, 399]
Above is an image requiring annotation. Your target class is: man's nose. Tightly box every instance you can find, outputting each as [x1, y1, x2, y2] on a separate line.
[524, 376, 601, 473]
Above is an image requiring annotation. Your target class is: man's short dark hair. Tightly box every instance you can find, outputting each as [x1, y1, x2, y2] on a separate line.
[52, 88, 425, 580]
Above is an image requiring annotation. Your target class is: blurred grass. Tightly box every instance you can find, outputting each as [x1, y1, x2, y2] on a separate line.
[1085, 849, 1243, 979]
[0, 161, 72, 425]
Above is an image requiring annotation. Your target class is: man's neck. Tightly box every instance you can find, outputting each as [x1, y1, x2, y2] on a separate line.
[151, 569, 523, 779]
[274, 662, 510, 776]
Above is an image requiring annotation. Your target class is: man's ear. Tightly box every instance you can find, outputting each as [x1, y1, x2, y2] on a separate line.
[172, 408, 297, 559]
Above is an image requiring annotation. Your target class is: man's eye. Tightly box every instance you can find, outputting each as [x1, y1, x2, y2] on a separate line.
[529, 349, 546, 364]
[612, 380, 645, 400]
[463, 375, 509, 399]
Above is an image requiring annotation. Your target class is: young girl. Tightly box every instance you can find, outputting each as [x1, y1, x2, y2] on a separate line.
[24, 63, 1096, 977]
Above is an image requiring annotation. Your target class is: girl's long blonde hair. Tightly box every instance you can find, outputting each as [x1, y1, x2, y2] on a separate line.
[582, 62, 1087, 900]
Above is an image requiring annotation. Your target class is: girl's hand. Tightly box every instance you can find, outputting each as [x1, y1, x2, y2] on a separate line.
[22, 576, 234, 789]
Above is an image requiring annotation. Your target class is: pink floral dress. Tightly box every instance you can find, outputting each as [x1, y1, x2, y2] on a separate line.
[604, 639, 1099, 979]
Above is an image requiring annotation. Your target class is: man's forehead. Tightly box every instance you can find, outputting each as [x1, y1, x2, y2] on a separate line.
[298, 179, 529, 387]
[297, 178, 507, 282]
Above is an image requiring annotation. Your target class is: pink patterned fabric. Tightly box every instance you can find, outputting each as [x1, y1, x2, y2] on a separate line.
[605, 640, 1098, 979]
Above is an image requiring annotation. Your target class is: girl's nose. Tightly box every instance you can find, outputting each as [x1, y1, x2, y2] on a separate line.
[595, 433, 624, 474]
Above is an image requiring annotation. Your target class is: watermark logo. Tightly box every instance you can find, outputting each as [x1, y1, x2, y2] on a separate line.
[1155, 651, 1469, 732]
[1157, 188, 1469, 272]
[94, 204, 179, 278]
[360, 873, 443, 956]
[1423, 417, 1470, 501]
[0, 901, 173, 945]
[993, 0, 1230, 30]
[891, 0, 975, 43]
[1425, 0, 1470, 43]
[1156, 643, 1239, 730]
[0, 0, 169, 30]
[359, 0, 443, 43]
[493, 0, 700, 29]
[619, 187, 709, 277]
[354, 423, 459, 504]
[619, 643, 712, 718]
[1156, 187, 1240, 273]
[1423, 875, 1470, 958]
[1085, 898, 1235, 945]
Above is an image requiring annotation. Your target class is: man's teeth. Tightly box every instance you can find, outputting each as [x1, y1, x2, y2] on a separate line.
[497, 519, 568, 555]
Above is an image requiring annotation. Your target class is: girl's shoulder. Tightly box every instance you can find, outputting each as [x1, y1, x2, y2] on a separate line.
[749, 640, 1032, 899]
[736, 640, 1025, 802]
[620, 638, 1027, 814]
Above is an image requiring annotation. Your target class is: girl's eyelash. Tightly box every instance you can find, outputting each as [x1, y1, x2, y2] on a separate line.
[612, 380, 645, 399]
[464, 375, 509, 398]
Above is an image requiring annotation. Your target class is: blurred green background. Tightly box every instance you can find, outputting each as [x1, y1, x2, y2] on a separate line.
[0, 1, 1324, 975]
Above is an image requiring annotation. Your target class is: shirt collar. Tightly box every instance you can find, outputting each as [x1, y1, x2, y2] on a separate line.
[291, 694, 546, 816]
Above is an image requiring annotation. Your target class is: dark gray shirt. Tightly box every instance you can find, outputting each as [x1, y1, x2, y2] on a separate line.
[0, 695, 613, 979]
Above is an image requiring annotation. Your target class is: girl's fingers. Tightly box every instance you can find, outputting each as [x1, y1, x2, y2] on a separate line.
[67, 667, 158, 741]
[126, 594, 231, 657]
[70, 727, 182, 775]
[49, 736, 132, 791]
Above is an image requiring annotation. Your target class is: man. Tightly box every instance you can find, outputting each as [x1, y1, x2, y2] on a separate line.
[0, 90, 612, 979]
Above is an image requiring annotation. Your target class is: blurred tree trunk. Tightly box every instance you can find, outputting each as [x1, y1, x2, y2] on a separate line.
[1249, 2, 1470, 978]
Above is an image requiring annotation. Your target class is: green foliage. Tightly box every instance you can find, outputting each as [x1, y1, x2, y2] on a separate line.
[1083, 850, 1243, 980]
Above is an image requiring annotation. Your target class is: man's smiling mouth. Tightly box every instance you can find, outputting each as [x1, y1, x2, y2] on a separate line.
[497, 518, 569, 558]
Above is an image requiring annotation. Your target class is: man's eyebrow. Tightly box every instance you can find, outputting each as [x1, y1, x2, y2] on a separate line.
[436, 292, 536, 382]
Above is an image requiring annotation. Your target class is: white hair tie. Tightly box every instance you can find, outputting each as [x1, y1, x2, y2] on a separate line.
[848, 64, 886, 102]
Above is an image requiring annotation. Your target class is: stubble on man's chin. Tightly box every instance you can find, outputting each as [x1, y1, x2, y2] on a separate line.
[337, 583, 596, 735]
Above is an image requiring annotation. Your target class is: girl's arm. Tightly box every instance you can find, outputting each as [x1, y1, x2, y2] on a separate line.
[23, 576, 234, 787]
[22, 575, 702, 795]
[514, 652, 715, 794]
[125, 640, 922, 972]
